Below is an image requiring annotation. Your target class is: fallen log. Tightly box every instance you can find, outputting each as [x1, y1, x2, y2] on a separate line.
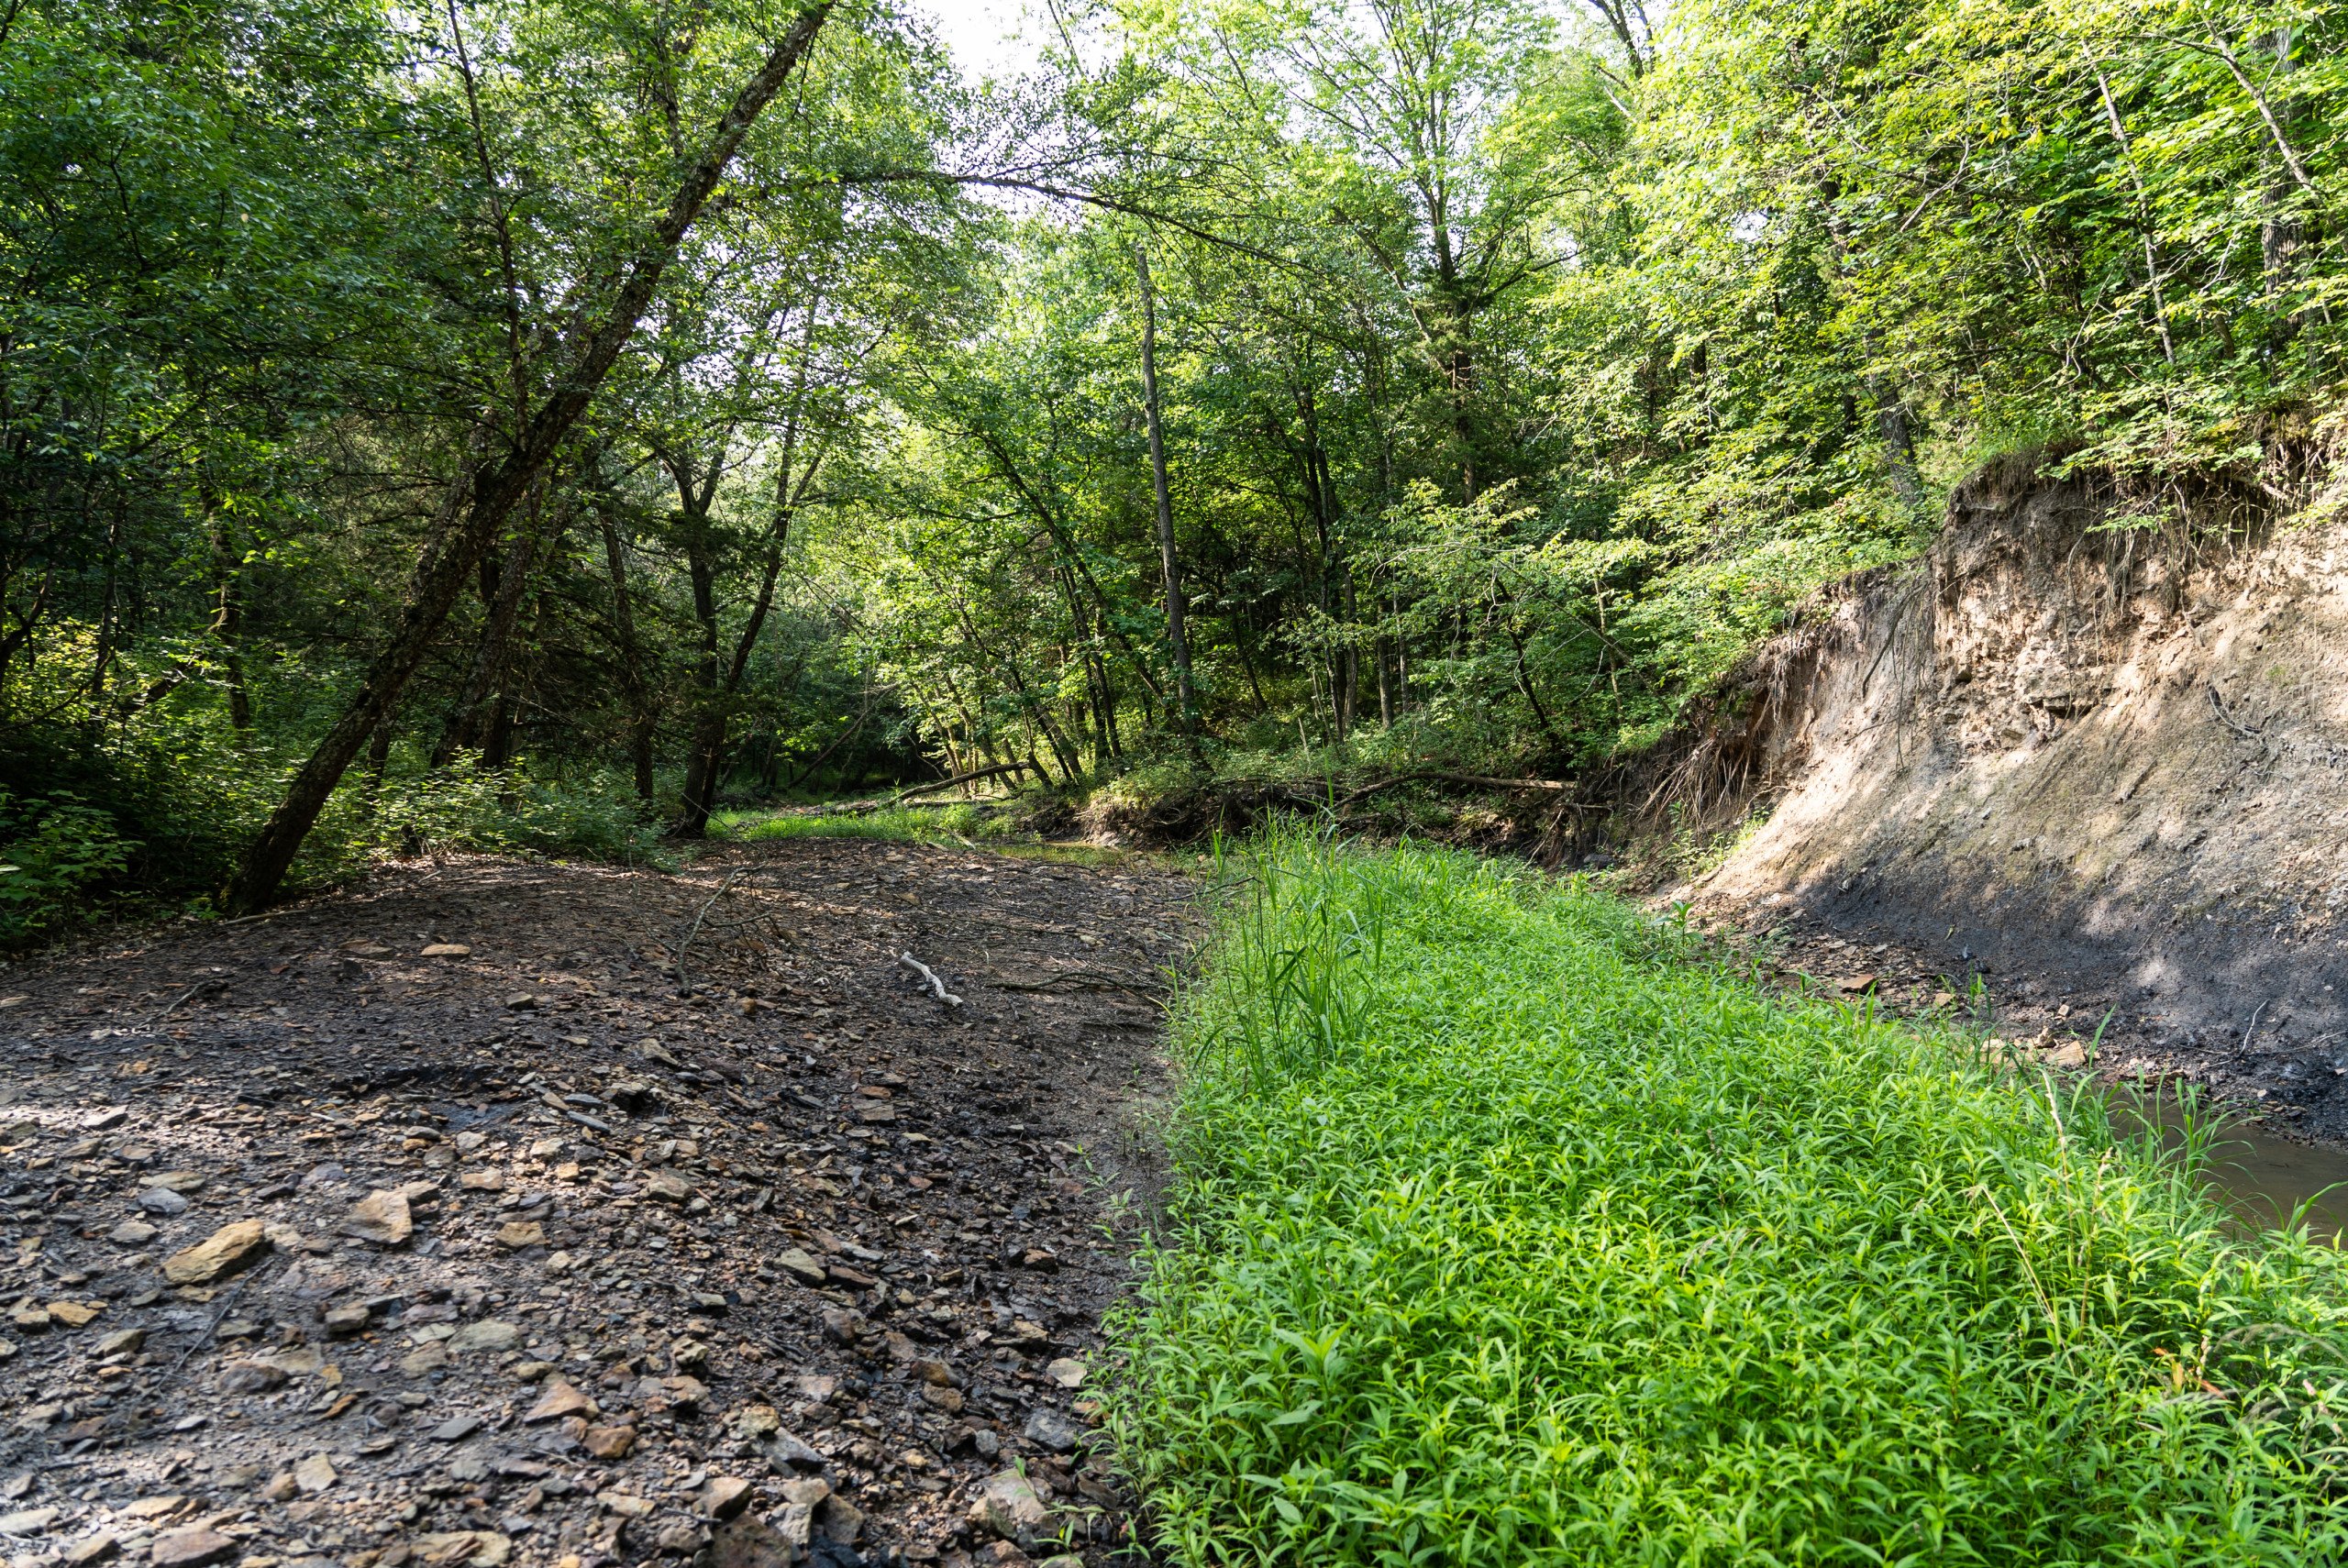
[1334, 769, 1578, 810]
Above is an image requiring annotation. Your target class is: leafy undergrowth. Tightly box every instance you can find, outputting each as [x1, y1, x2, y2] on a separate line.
[713, 801, 1137, 867]
[1111, 828, 2348, 1566]
[714, 803, 992, 845]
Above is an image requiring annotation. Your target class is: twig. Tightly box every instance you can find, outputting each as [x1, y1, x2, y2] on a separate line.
[896, 952, 963, 1008]
[162, 1262, 273, 1383]
[146, 982, 215, 1027]
[214, 908, 294, 927]
[2208, 682, 2268, 751]
[674, 867, 743, 997]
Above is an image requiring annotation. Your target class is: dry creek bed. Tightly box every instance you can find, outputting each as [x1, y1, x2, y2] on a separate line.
[0, 838, 1199, 1568]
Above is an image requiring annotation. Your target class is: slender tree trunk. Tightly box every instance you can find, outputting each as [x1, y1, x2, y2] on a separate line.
[599, 515, 658, 801]
[201, 486, 253, 734]
[957, 602, 1079, 780]
[222, 3, 832, 913]
[1231, 604, 1270, 715]
[1868, 369, 1926, 511]
[1375, 610, 1393, 729]
[1338, 568, 1358, 739]
[363, 711, 393, 795]
[2094, 65, 2178, 367]
[939, 668, 994, 768]
[1505, 622, 1561, 748]
[674, 456, 804, 836]
[783, 688, 878, 792]
[433, 478, 550, 767]
[481, 584, 546, 770]
[1133, 245, 1195, 730]
[675, 512, 726, 836]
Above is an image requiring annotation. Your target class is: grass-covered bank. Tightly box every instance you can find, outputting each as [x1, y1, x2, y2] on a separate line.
[1111, 832, 2348, 1565]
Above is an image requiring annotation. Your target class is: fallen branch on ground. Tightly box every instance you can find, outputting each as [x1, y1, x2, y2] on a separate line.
[897, 951, 963, 1008]
[889, 760, 1035, 803]
[1334, 769, 1578, 810]
[817, 760, 1040, 816]
[674, 867, 743, 996]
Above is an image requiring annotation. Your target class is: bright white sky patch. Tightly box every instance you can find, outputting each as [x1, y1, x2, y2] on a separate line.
[918, 0, 1037, 83]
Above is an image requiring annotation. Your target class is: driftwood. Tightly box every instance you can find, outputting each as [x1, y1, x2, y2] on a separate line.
[1333, 769, 1578, 810]
[897, 952, 963, 1008]
[820, 760, 1040, 816]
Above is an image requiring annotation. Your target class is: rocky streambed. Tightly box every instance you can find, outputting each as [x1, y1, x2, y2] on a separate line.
[0, 838, 1198, 1568]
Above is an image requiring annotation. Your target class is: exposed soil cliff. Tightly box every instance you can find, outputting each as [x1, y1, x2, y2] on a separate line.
[1656, 454, 2348, 1136]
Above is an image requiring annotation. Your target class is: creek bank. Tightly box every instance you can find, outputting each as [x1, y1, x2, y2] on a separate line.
[1633, 452, 2348, 1139]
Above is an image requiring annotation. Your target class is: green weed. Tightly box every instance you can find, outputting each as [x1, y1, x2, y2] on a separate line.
[1111, 828, 2348, 1566]
[715, 803, 1010, 846]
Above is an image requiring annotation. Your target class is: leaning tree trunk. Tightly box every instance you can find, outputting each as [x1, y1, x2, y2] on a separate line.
[222, 4, 833, 913]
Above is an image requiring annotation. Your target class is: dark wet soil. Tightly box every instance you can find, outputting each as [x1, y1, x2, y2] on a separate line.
[0, 838, 1200, 1568]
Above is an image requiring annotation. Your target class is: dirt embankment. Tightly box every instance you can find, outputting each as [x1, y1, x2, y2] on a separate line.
[1647, 453, 2348, 1135]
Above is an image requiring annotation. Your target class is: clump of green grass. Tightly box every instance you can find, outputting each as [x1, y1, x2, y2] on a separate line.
[1110, 827, 2348, 1565]
[714, 801, 1151, 867]
[714, 804, 985, 845]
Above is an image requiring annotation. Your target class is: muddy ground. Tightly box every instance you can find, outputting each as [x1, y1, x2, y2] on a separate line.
[1682, 890, 2342, 1140]
[0, 838, 1202, 1568]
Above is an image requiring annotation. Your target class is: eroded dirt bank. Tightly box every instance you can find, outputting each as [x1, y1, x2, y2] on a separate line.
[1649, 455, 2348, 1136]
[0, 840, 1198, 1568]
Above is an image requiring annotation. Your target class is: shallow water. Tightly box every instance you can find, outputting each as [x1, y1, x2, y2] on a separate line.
[2113, 1094, 2348, 1241]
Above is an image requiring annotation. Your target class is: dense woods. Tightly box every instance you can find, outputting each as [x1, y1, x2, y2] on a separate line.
[3, 0, 2341, 931]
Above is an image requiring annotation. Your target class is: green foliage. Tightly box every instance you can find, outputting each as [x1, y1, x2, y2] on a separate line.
[8, 0, 2343, 926]
[841, 0, 2345, 799]
[1113, 828, 2348, 1563]
[0, 632, 667, 943]
[0, 791, 138, 946]
[715, 803, 993, 845]
[316, 761, 667, 869]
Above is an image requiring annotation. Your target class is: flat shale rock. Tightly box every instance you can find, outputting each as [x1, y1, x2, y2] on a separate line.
[147, 1529, 236, 1568]
[340, 1187, 413, 1244]
[697, 1515, 792, 1568]
[415, 1531, 512, 1566]
[161, 1219, 268, 1285]
[772, 1248, 827, 1286]
[524, 1380, 594, 1423]
[449, 1318, 518, 1353]
[967, 1471, 1049, 1542]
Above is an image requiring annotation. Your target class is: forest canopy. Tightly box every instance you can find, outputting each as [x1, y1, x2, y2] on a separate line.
[1, 0, 2340, 929]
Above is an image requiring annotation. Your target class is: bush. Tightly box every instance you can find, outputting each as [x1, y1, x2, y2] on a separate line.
[0, 791, 139, 947]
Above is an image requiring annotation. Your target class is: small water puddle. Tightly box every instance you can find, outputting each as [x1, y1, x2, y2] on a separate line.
[2112, 1093, 2348, 1242]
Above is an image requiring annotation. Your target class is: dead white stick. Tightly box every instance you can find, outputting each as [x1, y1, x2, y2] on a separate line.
[897, 952, 963, 1009]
